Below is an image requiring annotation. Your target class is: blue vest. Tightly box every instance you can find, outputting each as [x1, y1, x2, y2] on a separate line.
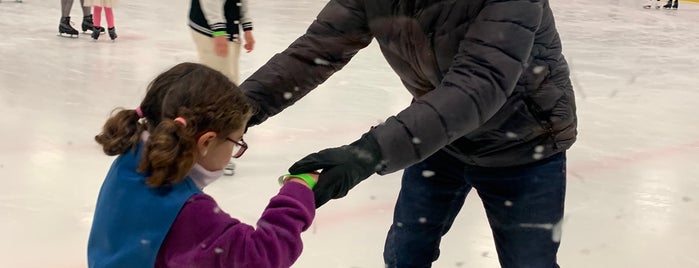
[87, 144, 201, 268]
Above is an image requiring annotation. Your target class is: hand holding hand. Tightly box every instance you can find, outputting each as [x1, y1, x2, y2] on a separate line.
[280, 172, 319, 189]
[289, 134, 383, 208]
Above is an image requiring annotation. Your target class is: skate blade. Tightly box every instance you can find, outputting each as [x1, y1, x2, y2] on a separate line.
[57, 33, 79, 38]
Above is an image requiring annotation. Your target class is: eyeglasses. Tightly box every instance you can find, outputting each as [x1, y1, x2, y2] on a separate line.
[225, 137, 248, 158]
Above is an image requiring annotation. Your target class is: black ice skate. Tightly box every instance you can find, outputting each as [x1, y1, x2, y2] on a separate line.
[91, 26, 101, 40]
[82, 15, 105, 33]
[665, 0, 678, 9]
[58, 16, 78, 37]
[108, 27, 117, 41]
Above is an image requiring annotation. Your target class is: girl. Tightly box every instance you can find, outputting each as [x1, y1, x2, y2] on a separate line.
[188, 0, 255, 84]
[87, 62, 317, 267]
[85, 0, 117, 40]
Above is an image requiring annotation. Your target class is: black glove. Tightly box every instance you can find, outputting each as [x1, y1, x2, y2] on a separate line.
[289, 133, 384, 208]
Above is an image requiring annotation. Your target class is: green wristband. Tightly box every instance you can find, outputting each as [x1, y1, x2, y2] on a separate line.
[278, 173, 316, 189]
[212, 31, 227, 37]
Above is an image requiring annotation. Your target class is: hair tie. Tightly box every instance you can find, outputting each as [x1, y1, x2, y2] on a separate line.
[174, 117, 187, 127]
[135, 107, 144, 118]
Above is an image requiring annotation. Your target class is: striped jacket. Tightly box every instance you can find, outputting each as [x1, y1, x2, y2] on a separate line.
[189, 0, 253, 41]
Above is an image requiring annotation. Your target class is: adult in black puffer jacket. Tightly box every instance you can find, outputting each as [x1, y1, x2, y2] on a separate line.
[241, 0, 575, 266]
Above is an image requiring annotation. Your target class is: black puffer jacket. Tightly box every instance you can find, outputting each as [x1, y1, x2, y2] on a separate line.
[241, 0, 576, 173]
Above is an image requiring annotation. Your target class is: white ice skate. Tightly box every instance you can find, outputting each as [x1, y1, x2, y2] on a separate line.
[224, 160, 235, 176]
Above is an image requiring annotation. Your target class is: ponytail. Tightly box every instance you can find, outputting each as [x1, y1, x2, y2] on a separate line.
[95, 109, 144, 156]
[138, 117, 197, 187]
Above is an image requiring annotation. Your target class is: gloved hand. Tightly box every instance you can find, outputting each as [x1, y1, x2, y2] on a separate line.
[289, 133, 384, 208]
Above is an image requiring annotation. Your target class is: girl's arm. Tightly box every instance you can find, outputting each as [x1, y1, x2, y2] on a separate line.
[156, 182, 315, 268]
[240, 0, 253, 32]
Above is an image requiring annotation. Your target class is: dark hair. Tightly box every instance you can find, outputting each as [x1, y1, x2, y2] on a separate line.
[95, 62, 253, 187]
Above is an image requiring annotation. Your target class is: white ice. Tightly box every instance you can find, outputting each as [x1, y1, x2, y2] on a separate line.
[1, 0, 698, 267]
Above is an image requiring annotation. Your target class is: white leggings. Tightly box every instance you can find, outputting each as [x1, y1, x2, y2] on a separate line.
[190, 29, 241, 84]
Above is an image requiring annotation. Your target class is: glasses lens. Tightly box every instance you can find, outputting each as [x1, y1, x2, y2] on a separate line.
[231, 139, 247, 158]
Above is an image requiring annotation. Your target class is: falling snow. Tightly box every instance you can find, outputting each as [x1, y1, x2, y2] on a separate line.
[314, 58, 331, 65]
[532, 66, 546, 74]
[422, 170, 435, 178]
[519, 223, 554, 230]
[534, 145, 545, 153]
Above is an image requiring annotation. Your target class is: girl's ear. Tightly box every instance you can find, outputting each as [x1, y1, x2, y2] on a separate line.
[197, 131, 218, 157]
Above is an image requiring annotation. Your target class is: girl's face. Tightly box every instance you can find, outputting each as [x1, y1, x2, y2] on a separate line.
[197, 126, 247, 172]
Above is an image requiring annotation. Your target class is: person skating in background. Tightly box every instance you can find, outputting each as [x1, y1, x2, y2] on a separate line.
[188, 0, 255, 84]
[85, 0, 117, 40]
[663, 0, 678, 9]
[189, 0, 256, 176]
[643, 0, 677, 9]
[240, 0, 576, 266]
[58, 0, 104, 37]
[87, 62, 317, 267]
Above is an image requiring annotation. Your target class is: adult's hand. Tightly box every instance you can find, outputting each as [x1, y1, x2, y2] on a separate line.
[289, 134, 383, 208]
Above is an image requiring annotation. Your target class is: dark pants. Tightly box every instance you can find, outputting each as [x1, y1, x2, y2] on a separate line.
[383, 150, 566, 268]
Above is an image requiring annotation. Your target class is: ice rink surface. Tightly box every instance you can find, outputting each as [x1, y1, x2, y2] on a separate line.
[1, 0, 698, 267]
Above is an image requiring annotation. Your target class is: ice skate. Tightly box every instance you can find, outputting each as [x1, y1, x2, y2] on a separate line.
[82, 15, 105, 33]
[58, 16, 79, 38]
[108, 27, 117, 41]
[223, 160, 235, 176]
[91, 26, 101, 40]
[58, 16, 79, 37]
[663, 0, 672, 8]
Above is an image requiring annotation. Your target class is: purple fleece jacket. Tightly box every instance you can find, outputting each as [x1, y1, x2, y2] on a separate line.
[154, 182, 315, 268]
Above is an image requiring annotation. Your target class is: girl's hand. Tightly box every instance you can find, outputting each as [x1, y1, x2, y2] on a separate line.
[284, 172, 319, 189]
[214, 35, 229, 57]
[243, 30, 255, 53]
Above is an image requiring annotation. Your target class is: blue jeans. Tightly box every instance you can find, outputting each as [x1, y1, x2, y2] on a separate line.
[384, 150, 566, 268]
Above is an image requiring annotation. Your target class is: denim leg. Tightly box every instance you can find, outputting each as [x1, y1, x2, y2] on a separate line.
[468, 153, 567, 268]
[384, 151, 471, 268]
